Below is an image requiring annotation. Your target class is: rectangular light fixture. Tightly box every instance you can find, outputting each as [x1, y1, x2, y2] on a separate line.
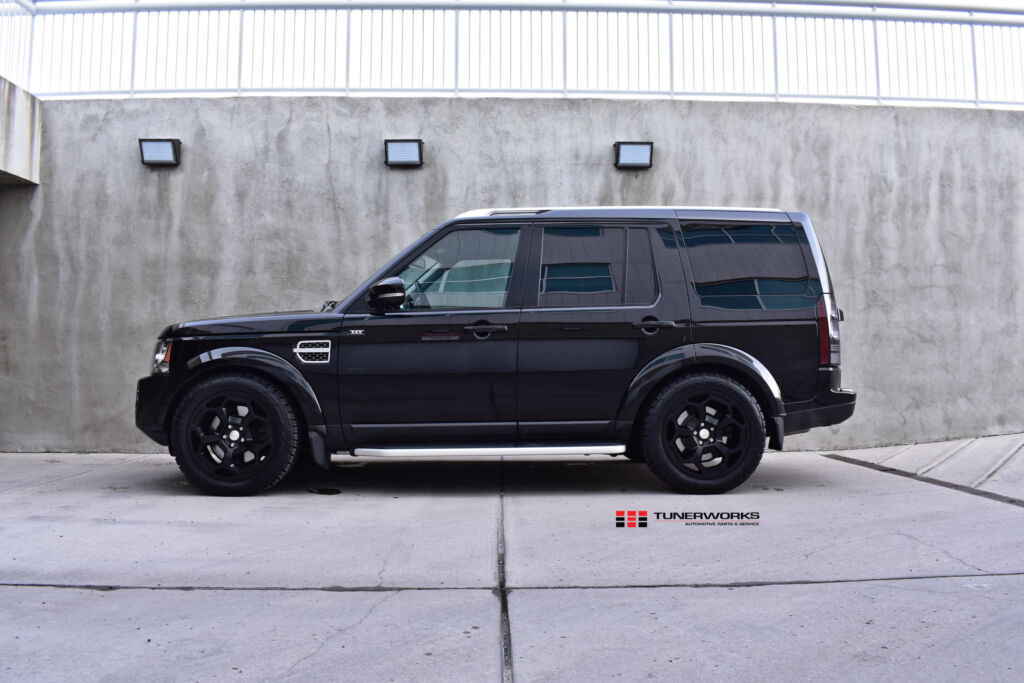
[139, 139, 181, 166]
[614, 141, 653, 169]
[384, 139, 424, 167]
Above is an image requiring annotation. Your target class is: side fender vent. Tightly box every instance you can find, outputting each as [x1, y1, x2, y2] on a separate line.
[294, 340, 331, 364]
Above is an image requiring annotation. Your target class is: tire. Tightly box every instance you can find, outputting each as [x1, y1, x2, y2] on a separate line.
[642, 373, 765, 494]
[169, 373, 300, 495]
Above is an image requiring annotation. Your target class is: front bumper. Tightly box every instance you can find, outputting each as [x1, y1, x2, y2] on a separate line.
[136, 374, 172, 445]
[783, 366, 856, 435]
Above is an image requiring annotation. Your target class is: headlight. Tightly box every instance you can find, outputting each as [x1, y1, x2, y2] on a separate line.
[152, 340, 172, 374]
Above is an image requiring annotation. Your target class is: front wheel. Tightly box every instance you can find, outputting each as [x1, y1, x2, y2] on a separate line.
[642, 373, 766, 494]
[169, 373, 300, 495]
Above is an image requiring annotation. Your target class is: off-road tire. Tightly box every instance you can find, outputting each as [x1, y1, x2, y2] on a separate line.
[642, 373, 766, 494]
[169, 373, 300, 495]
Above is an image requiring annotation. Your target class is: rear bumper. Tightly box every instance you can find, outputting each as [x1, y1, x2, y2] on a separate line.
[136, 375, 172, 446]
[783, 367, 856, 435]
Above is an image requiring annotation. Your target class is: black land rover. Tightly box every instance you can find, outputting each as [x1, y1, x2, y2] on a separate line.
[136, 207, 855, 495]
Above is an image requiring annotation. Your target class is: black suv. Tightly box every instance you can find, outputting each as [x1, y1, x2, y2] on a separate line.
[136, 207, 855, 495]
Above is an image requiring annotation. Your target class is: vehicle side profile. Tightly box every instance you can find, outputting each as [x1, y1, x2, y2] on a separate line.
[136, 207, 855, 495]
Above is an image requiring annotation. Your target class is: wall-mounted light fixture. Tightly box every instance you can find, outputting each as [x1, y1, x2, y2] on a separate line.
[139, 139, 182, 166]
[384, 139, 424, 167]
[614, 141, 653, 169]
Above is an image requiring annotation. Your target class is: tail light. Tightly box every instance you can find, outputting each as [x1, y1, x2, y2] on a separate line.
[816, 294, 841, 365]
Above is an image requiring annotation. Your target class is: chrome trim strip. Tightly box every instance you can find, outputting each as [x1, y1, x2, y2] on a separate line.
[352, 444, 627, 457]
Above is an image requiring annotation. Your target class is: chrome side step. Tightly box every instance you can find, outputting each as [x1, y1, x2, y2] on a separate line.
[351, 444, 626, 457]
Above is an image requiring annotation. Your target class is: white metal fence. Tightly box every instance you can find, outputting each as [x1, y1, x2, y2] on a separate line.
[0, 0, 33, 88]
[2, 1, 1023, 106]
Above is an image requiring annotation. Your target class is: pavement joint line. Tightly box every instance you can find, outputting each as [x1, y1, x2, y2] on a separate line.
[971, 437, 1024, 489]
[0, 468, 96, 495]
[497, 456, 514, 683]
[820, 452, 1024, 508]
[874, 443, 914, 465]
[916, 437, 976, 476]
[4, 572, 1024, 594]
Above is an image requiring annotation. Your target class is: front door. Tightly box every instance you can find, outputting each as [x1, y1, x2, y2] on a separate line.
[338, 224, 529, 445]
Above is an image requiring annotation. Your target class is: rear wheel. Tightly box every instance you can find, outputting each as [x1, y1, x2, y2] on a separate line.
[169, 373, 300, 495]
[642, 373, 765, 494]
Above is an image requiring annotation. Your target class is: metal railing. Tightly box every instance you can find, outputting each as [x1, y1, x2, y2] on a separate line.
[0, 0, 33, 89]
[2, 1, 1023, 106]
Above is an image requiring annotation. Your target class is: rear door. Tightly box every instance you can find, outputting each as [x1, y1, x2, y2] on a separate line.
[516, 222, 692, 440]
[675, 219, 821, 403]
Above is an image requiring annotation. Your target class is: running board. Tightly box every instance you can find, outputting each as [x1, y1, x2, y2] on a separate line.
[351, 444, 626, 457]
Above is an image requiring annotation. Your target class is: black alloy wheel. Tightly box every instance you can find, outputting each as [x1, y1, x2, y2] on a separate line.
[170, 373, 300, 495]
[642, 373, 766, 494]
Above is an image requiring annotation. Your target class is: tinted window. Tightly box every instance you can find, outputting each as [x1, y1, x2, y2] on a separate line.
[681, 223, 818, 310]
[398, 228, 520, 310]
[537, 226, 657, 307]
[625, 228, 657, 304]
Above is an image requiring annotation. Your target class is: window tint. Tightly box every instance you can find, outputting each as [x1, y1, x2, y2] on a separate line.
[398, 228, 520, 310]
[537, 226, 657, 307]
[681, 223, 818, 310]
[625, 228, 657, 304]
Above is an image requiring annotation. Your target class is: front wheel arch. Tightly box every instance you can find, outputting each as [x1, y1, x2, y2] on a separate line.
[164, 361, 313, 444]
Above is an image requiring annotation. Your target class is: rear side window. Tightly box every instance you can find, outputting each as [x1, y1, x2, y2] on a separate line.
[681, 223, 820, 310]
[537, 226, 657, 307]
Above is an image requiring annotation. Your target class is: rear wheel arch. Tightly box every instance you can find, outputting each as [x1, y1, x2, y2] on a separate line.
[620, 345, 785, 452]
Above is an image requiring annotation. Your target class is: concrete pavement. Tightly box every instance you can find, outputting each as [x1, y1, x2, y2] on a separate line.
[1, 441, 1023, 681]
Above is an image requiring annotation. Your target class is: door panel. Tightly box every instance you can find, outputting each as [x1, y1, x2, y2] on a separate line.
[516, 223, 691, 440]
[338, 224, 528, 444]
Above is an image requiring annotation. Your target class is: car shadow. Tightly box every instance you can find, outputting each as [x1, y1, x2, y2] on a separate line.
[277, 457, 673, 497]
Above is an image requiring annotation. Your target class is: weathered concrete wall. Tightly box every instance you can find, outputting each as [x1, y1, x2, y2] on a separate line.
[0, 75, 40, 184]
[0, 97, 1021, 452]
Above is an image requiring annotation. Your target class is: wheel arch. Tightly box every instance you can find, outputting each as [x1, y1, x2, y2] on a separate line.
[616, 343, 786, 450]
[164, 347, 331, 466]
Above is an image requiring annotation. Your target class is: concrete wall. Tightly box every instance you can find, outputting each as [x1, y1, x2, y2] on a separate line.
[0, 96, 1021, 453]
[0, 75, 40, 184]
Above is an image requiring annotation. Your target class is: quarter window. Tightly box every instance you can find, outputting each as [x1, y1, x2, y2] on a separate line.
[681, 223, 819, 310]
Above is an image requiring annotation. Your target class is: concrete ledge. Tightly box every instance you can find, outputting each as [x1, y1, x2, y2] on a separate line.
[0, 75, 40, 185]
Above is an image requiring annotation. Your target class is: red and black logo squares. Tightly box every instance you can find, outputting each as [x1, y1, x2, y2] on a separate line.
[615, 510, 648, 528]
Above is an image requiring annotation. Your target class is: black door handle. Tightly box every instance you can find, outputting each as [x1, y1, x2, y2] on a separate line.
[632, 320, 678, 329]
[463, 324, 508, 334]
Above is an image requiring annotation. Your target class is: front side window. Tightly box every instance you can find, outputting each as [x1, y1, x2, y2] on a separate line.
[536, 226, 657, 307]
[398, 227, 521, 310]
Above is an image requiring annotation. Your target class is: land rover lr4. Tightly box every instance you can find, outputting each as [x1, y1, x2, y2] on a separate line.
[136, 207, 856, 495]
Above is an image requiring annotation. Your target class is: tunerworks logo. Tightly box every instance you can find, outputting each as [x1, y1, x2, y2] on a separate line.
[615, 510, 760, 528]
[615, 510, 648, 528]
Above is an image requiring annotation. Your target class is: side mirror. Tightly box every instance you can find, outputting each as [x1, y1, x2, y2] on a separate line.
[367, 277, 407, 311]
